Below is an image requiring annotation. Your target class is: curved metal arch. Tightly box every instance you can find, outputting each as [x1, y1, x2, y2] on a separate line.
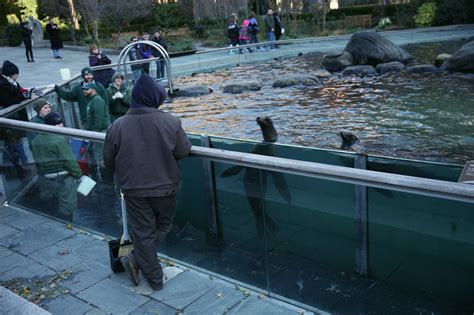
[117, 40, 173, 92]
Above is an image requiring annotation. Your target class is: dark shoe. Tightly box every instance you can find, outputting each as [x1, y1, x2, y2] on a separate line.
[149, 281, 163, 291]
[120, 255, 140, 286]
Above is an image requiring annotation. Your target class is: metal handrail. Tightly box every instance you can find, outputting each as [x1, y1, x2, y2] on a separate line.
[1, 117, 473, 204]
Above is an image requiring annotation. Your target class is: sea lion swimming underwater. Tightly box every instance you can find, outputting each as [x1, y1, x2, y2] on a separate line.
[221, 117, 292, 239]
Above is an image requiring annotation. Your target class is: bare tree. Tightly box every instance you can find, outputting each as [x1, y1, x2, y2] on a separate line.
[101, 0, 154, 34]
[75, 0, 103, 43]
[39, 0, 79, 44]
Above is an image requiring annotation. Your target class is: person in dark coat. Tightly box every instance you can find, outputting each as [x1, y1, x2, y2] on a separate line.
[151, 30, 168, 79]
[103, 74, 191, 291]
[0, 60, 30, 108]
[46, 18, 63, 59]
[0, 60, 30, 172]
[88, 44, 115, 88]
[128, 36, 142, 82]
[20, 22, 34, 62]
[273, 11, 283, 47]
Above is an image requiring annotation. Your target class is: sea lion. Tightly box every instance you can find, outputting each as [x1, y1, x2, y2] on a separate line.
[221, 117, 291, 239]
[339, 131, 363, 151]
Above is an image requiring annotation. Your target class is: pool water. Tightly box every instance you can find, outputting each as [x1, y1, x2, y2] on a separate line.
[169, 42, 474, 164]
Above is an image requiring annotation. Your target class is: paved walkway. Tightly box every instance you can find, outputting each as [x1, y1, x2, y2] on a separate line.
[0, 206, 314, 314]
[1, 24, 472, 89]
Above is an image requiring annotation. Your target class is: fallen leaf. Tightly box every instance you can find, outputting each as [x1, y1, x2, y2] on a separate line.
[257, 293, 265, 299]
[66, 224, 73, 230]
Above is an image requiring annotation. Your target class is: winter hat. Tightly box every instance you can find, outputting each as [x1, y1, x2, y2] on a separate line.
[44, 112, 63, 126]
[131, 74, 166, 108]
[81, 82, 98, 90]
[113, 73, 124, 81]
[81, 67, 93, 78]
[32, 98, 49, 113]
[2, 60, 19, 77]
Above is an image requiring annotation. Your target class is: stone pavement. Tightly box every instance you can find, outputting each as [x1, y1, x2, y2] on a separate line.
[1, 24, 472, 89]
[0, 205, 315, 314]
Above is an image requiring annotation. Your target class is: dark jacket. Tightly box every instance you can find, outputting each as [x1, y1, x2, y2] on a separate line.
[128, 44, 141, 71]
[106, 84, 131, 116]
[46, 23, 63, 50]
[89, 53, 115, 87]
[264, 14, 275, 32]
[103, 75, 191, 197]
[0, 76, 26, 108]
[20, 23, 32, 42]
[151, 36, 168, 58]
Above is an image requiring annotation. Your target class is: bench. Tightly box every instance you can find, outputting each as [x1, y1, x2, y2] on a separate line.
[344, 15, 372, 28]
[111, 31, 140, 44]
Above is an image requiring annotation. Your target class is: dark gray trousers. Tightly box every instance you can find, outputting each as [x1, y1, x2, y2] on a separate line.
[124, 195, 176, 287]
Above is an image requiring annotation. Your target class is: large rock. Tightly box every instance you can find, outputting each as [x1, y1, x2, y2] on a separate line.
[342, 65, 376, 77]
[222, 80, 262, 94]
[375, 61, 406, 74]
[272, 75, 323, 88]
[322, 52, 353, 72]
[441, 40, 474, 73]
[407, 64, 440, 74]
[171, 85, 213, 97]
[344, 31, 413, 66]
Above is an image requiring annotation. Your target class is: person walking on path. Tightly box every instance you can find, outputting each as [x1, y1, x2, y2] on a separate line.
[106, 73, 131, 122]
[20, 21, 34, 62]
[103, 74, 191, 291]
[89, 44, 115, 88]
[31, 112, 82, 221]
[248, 11, 263, 52]
[273, 11, 283, 47]
[264, 9, 275, 50]
[46, 18, 63, 59]
[227, 13, 240, 54]
[55, 67, 108, 126]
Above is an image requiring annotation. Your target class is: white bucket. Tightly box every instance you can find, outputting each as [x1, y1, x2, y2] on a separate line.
[60, 68, 71, 81]
[77, 175, 96, 196]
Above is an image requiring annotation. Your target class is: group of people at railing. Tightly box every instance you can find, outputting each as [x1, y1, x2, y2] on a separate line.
[127, 30, 168, 82]
[1, 67, 192, 293]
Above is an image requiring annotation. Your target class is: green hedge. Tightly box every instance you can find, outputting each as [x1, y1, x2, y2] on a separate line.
[4, 23, 22, 46]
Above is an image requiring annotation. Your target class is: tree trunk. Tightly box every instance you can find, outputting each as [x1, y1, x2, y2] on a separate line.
[66, 0, 78, 45]
[93, 20, 99, 43]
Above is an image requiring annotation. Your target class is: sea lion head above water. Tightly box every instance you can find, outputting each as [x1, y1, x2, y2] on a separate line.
[257, 116, 278, 143]
[339, 131, 362, 151]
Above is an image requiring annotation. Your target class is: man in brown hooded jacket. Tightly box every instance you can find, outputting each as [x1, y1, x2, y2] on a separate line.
[103, 74, 191, 290]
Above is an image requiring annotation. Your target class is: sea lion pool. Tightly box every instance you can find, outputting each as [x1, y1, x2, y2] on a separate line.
[168, 41, 473, 165]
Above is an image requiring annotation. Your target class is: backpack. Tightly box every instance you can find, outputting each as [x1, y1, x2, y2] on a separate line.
[248, 22, 259, 35]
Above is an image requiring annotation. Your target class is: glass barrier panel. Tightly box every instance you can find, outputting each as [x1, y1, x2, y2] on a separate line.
[1, 126, 121, 237]
[367, 157, 473, 312]
[210, 137, 358, 297]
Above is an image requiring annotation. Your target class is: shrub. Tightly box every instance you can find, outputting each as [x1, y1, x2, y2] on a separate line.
[414, 2, 437, 27]
[4, 23, 22, 46]
[169, 37, 194, 52]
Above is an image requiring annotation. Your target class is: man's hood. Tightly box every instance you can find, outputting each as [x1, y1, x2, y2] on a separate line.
[131, 74, 166, 108]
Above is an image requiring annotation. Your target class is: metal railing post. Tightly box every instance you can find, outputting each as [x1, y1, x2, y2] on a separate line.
[201, 135, 218, 237]
[354, 154, 368, 276]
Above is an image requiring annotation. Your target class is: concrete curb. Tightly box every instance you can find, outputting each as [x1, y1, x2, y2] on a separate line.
[0, 286, 51, 314]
